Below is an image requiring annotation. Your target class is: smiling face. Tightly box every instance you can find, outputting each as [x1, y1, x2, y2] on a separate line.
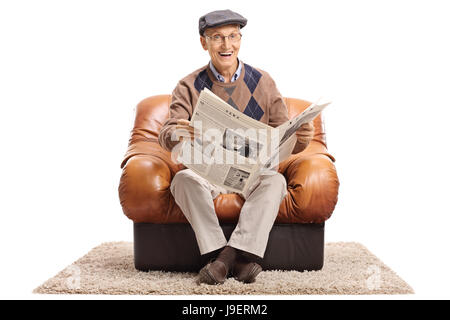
[200, 24, 241, 78]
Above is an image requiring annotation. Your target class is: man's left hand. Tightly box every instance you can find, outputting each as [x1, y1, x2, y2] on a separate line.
[295, 121, 315, 144]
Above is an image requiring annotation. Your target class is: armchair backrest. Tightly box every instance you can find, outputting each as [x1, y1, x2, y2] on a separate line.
[128, 95, 330, 151]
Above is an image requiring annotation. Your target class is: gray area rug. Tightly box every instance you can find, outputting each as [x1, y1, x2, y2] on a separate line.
[34, 241, 413, 295]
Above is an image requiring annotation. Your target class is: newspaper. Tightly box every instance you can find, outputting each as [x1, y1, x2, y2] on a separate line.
[174, 88, 330, 195]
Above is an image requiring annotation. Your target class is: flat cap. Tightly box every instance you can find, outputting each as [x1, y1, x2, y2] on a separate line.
[199, 9, 247, 36]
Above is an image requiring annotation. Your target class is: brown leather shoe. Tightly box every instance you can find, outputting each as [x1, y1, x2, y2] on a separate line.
[232, 260, 262, 283]
[198, 260, 228, 285]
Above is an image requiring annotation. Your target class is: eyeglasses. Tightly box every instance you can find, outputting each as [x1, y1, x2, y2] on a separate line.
[205, 32, 242, 44]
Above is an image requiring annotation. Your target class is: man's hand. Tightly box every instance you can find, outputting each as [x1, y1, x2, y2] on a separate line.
[175, 119, 198, 142]
[295, 121, 314, 145]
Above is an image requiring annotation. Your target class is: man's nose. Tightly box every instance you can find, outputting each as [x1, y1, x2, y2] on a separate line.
[221, 37, 231, 48]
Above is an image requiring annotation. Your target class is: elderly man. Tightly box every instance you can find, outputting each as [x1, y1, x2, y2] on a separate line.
[158, 9, 314, 285]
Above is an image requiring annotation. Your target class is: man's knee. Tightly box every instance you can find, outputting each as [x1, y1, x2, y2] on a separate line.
[172, 169, 192, 184]
[260, 172, 287, 198]
[171, 169, 209, 195]
[261, 172, 286, 188]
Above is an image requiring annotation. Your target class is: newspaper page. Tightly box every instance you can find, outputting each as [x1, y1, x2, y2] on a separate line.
[262, 100, 332, 170]
[276, 100, 331, 147]
[175, 88, 330, 194]
[176, 88, 274, 194]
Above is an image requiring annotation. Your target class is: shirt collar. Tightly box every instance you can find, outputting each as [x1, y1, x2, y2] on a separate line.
[209, 59, 242, 83]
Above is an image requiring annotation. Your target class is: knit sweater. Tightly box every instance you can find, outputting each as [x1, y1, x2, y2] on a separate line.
[158, 62, 309, 153]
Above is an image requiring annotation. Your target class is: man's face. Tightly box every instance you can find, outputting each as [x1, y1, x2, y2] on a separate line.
[200, 24, 241, 72]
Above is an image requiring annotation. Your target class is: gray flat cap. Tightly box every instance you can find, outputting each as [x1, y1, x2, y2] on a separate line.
[199, 9, 247, 36]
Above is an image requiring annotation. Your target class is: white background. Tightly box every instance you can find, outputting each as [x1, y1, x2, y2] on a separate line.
[1, 0, 449, 299]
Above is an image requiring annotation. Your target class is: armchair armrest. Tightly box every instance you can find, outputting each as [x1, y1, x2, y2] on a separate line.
[118, 140, 185, 223]
[119, 154, 169, 222]
[278, 152, 339, 223]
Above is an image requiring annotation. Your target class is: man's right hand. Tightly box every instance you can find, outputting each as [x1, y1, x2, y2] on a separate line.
[175, 119, 198, 142]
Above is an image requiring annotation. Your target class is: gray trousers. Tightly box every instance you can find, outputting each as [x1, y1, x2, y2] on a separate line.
[170, 169, 287, 258]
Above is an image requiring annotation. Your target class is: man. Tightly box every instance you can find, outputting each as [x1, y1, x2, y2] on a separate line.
[158, 9, 314, 285]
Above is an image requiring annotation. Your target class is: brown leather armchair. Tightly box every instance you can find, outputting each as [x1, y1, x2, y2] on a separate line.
[119, 95, 339, 272]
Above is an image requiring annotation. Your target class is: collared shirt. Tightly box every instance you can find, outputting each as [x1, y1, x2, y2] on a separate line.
[209, 59, 242, 83]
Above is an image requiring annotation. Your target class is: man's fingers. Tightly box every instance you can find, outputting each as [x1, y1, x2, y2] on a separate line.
[297, 122, 314, 133]
[296, 121, 314, 140]
[299, 121, 313, 128]
[175, 125, 196, 134]
[175, 124, 194, 129]
[177, 119, 191, 125]
[174, 128, 200, 140]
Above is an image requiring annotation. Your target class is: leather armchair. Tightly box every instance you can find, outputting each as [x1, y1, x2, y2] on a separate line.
[118, 95, 339, 272]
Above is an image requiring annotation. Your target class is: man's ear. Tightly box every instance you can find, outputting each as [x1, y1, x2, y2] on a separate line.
[200, 36, 208, 50]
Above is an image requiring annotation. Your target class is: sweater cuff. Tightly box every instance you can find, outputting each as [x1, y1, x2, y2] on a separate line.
[158, 125, 179, 152]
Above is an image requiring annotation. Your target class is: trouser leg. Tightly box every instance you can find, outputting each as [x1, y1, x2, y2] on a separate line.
[227, 171, 287, 258]
[170, 169, 227, 255]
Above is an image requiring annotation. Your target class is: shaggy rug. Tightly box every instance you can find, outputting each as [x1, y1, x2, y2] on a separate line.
[33, 241, 413, 295]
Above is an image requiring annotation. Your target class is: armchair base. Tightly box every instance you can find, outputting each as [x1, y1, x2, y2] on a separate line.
[134, 222, 324, 272]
